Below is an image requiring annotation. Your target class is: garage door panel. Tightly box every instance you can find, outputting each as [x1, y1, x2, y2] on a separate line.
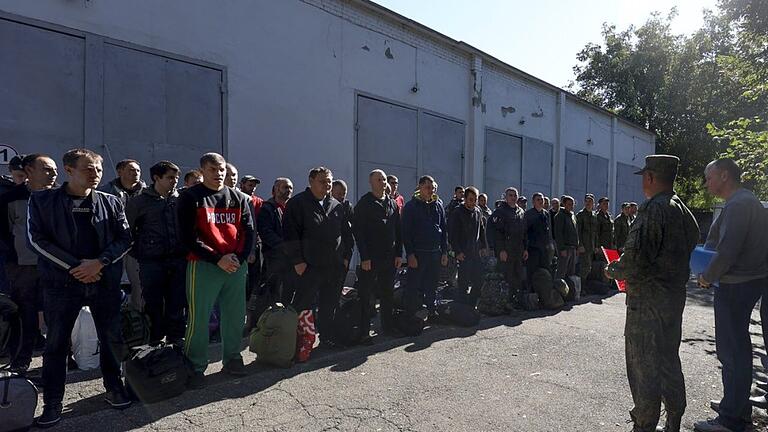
[564, 150, 587, 205]
[357, 97, 417, 168]
[484, 130, 522, 203]
[523, 138, 552, 198]
[616, 162, 643, 207]
[356, 161, 417, 202]
[166, 60, 222, 154]
[421, 112, 463, 195]
[588, 154, 609, 200]
[0, 19, 85, 157]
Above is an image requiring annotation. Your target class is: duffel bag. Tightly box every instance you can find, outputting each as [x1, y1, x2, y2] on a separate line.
[0, 294, 38, 432]
[531, 269, 562, 310]
[121, 303, 150, 360]
[477, 278, 509, 316]
[249, 303, 298, 368]
[332, 287, 365, 347]
[585, 279, 611, 295]
[436, 300, 480, 327]
[392, 308, 426, 337]
[124, 343, 191, 404]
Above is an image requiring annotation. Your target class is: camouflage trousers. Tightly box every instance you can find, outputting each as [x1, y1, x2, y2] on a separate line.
[625, 296, 686, 432]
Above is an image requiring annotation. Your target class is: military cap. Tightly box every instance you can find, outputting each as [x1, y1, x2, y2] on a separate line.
[598, 196, 609, 204]
[584, 193, 595, 201]
[239, 175, 261, 184]
[634, 154, 679, 177]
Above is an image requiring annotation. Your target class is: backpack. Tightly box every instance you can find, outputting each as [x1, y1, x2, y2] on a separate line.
[72, 307, 100, 370]
[121, 303, 150, 360]
[585, 279, 611, 295]
[249, 303, 298, 368]
[531, 269, 563, 310]
[0, 293, 39, 432]
[565, 276, 582, 301]
[332, 288, 366, 347]
[392, 284, 427, 337]
[436, 300, 480, 327]
[553, 279, 570, 300]
[295, 310, 316, 363]
[124, 343, 191, 404]
[477, 277, 510, 316]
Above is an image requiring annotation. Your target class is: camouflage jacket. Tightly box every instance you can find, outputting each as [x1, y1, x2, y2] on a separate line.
[613, 213, 630, 251]
[606, 191, 699, 302]
[576, 208, 598, 251]
[596, 210, 614, 249]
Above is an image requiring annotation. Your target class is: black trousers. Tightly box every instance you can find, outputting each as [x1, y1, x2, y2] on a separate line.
[625, 295, 686, 431]
[358, 257, 396, 331]
[457, 256, 483, 306]
[288, 263, 345, 342]
[139, 257, 187, 343]
[43, 277, 124, 405]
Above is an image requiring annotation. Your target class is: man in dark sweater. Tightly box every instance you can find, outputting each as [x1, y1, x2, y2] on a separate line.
[449, 186, 488, 306]
[524, 193, 554, 280]
[28, 149, 133, 427]
[553, 196, 579, 279]
[177, 153, 254, 386]
[0, 154, 57, 374]
[125, 161, 186, 345]
[283, 167, 353, 346]
[353, 170, 402, 336]
[490, 187, 528, 302]
[402, 175, 448, 316]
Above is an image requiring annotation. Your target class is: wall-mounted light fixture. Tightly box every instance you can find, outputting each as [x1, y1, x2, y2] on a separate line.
[531, 108, 544, 118]
[586, 138, 593, 145]
[519, 117, 526, 125]
[501, 106, 516, 117]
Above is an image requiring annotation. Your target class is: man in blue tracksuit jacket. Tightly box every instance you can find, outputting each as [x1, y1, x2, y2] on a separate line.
[401, 175, 448, 316]
[27, 149, 132, 428]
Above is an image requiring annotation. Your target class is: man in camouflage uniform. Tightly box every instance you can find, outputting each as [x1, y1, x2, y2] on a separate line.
[613, 202, 631, 253]
[605, 155, 699, 432]
[576, 194, 598, 280]
[490, 187, 528, 303]
[596, 197, 614, 251]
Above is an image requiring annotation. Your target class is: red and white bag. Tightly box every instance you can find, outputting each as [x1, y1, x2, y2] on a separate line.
[295, 310, 316, 363]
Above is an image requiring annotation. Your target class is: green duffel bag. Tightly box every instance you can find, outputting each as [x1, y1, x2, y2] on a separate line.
[531, 268, 563, 310]
[249, 303, 298, 368]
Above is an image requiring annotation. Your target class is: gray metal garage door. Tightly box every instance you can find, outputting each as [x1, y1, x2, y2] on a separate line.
[588, 154, 609, 201]
[356, 96, 418, 199]
[421, 112, 464, 198]
[484, 129, 522, 203]
[564, 150, 588, 206]
[0, 16, 224, 178]
[616, 162, 644, 207]
[522, 138, 553, 198]
[0, 18, 85, 164]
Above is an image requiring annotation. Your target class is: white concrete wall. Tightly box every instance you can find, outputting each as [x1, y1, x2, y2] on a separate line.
[0, 0, 654, 202]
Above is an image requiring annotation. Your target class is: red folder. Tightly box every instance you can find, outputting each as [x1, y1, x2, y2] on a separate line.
[601, 247, 626, 292]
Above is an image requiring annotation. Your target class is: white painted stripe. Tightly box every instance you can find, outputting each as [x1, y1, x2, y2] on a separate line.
[26, 200, 71, 271]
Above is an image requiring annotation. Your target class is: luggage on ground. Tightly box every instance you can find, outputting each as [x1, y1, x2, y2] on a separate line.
[249, 303, 298, 368]
[72, 306, 100, 370]
[121, 302, 151, 360]
[585, 279, 611, 295]
[124, 343, 191, 404]
[565, 275, 582, 301]
[295, 310, 316, 363]
[332, 287, 366, 346]
[531, 268, 564, 310]
[392, 284, 427, 336]
[476, 271, 510, 316]
[553, 279, 570, 300]
[519, 292, 541, 311]
[0, 294, 38, 432]
[436, 299, 480, 327]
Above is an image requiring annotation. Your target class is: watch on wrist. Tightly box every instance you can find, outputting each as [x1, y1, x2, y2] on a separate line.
[99, 257, 111, 267]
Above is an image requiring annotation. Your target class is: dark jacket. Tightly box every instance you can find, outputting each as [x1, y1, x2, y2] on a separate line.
[402, 195, 448, 255]
[448, 205, 488, 259]
[0, 177, 20, 257]
[353, 192, 402, 262]
[553, 208, 579, 250]
[490, 203, 527, 255]
[596, 210, 614, 249]
[27, 184, 132, 283]
[125, 185, 183, 260]
[524, 207, 553, 251]
[258, 198, 286, 260]
[613, 213, 630, 251]
[444, 198, 463, 223]
[283, 188, 354, 268]
[98, 178, 146, 205]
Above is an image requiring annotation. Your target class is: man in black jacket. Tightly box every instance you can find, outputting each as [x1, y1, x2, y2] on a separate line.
[125, 161, 185, 345]
[449, 186, 488, 306]
[524, 193, 554, 280]
[490, 187, 528, 303]
[283, 167, 353, 346]
[353, 170, 402, 336]
[248, 177, 293, 321]
[28, 149, 133, 427]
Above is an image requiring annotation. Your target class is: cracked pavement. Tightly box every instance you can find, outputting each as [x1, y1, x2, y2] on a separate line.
[26, 282, 768, 431]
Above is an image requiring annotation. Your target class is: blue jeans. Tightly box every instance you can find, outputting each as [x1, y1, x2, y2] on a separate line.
[714, 278, 765, 431]
[42, 277, 124, 405]
[139, 258, 187, 343]
[406, 251, 441, 312]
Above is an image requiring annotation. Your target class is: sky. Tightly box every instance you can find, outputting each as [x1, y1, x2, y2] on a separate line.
[374, 0, 720, 89]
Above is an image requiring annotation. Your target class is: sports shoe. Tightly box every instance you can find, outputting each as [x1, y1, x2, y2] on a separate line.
[36, 403, 63, 428]
[749, 394, 768, 409]
[188, 372, 206, 389]
[105, 387, 132, 409]
[222, 358, 247, 376]
[693, 419, 735, 432]
[756, 381, 768, 392]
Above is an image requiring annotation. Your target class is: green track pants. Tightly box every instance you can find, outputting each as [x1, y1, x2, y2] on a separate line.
[184, 260, 247, 372]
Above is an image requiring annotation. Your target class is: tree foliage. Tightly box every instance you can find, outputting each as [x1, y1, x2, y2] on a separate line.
[571, 1, 768, 204]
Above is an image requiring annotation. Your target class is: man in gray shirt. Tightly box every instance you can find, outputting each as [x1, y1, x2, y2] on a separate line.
[694, 158, 768, 432]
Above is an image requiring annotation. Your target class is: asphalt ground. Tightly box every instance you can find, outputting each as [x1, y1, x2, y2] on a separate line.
[16, 281, 768, 431]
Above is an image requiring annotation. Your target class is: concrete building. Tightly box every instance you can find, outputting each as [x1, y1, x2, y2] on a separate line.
[0, 0, 653, 210]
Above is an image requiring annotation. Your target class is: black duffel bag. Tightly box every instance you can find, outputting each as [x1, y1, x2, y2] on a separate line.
[0, 293, 39, 432]
[124, 343, 191, 404]
[436, 299, 480, 327]
[332, 287, 366, 346]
